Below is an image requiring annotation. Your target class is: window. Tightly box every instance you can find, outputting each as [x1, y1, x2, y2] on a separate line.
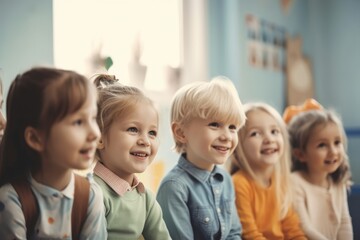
[53, 0, 182, 94]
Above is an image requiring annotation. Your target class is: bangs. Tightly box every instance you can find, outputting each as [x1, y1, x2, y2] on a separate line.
[41, 72, 92, 129]
[189, 87, 245, 127]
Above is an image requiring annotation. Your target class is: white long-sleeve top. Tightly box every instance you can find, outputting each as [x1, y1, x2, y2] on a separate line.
[291, 171, 353, 240]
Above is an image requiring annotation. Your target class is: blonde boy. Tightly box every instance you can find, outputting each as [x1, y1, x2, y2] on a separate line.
[157, 76, 246, 239]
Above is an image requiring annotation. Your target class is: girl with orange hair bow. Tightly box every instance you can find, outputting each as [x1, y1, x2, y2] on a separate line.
[285, 99, 353, 240]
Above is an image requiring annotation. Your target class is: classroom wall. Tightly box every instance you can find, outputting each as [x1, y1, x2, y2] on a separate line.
[0, 0, 53, 103]
[208, 0, 308, 111]
[207, 0, 360, 184]
[1, 0, 359, 183]
[307, 0, 360, 184]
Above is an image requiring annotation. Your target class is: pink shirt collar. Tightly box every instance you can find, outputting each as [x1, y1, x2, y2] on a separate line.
[93, 161, 145, 196]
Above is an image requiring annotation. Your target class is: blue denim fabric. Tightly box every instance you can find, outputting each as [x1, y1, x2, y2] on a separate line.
[157, 155, 242, 240]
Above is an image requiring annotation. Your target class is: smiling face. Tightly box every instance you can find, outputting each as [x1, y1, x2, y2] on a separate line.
[242, 109, 284, 174]
[41, 93, 100, 173]
[99, 101, 159, 183]
[297, 122, 344, 177]
[176, 117, 239, 171]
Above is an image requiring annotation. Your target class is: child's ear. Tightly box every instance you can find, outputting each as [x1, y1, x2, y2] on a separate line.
[97, 137, 105, 150]
[24, 127, 44, 152]
[293, 148, 306, 162]
[172, 122, 187, 143]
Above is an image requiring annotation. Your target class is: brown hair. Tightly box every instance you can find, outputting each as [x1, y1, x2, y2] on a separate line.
[0, 67, 95, 185]
[93, 74, 157, 160]
[287, 109, 352, 184]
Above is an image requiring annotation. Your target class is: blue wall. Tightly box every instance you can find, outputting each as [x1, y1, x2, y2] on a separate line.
[208, 0, 360, 184]
[0, 0, 53, 102]
[208, 0, 308, 111]
[1, 0, 359, 183]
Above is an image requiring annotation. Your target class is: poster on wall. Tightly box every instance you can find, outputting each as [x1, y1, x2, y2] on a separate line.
[246, 14, 262, 68]
[246, 14, 286, 72]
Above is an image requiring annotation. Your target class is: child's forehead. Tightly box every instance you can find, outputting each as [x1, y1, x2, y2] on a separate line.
[117, 102, 158, 122]
[247, 109, 273, 121]
[245, 110, 279, 127]
[191, 114, 240, 125]
[311, 121, 341, 137]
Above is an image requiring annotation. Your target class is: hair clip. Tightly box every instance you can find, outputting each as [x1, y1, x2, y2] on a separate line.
[283, 98, 323, 124]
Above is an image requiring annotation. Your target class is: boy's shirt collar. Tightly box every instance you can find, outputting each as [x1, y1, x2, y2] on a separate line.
[93, 161, 145, 196]
[178, 154, 224, 182]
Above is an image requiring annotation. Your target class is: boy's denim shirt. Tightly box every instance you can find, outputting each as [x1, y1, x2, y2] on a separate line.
[157, 154, 242, 240]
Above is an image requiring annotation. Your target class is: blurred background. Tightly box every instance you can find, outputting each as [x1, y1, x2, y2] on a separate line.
[1, 0, 359, 224]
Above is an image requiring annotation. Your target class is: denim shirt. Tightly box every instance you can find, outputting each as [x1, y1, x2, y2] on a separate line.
[156, 154, 242, 240]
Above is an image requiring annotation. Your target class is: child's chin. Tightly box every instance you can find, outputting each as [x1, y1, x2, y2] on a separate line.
[214, 158, 227, 165]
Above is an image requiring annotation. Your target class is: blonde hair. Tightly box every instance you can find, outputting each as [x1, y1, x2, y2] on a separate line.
[230, 102, 292, 219]
[170, 76, 246, 153]
[287, 109, 352, 185]
[93, 74, 157, 160]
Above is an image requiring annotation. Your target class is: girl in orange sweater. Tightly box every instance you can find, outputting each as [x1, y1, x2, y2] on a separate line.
[230, 102, 307, 240]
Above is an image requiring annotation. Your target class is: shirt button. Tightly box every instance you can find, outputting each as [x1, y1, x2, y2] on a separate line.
[204, 217, 210, 223]
[217, 208, 221, 213]
[215, 189, 220, 194]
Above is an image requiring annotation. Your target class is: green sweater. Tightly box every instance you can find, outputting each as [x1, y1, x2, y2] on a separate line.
[94, 175, 171, 240]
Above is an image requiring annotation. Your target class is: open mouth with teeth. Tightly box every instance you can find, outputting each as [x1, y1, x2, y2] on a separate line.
[324, 159, 337, 165]
[260, 148, 278, 154]
[131, 152, 149, 157]
[213, 146, 229, 151]
[79, 148, 94, 160]
[80, 148, 92, 154]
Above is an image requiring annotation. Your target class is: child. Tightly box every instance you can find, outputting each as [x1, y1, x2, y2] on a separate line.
[0, 67, 107, 239]
[156, 76, 245, 239]
[230, 102, 307, 240]
[0, 77, 6, 142]
[285, 99, 353, 239]
[92, 74, 171, 240]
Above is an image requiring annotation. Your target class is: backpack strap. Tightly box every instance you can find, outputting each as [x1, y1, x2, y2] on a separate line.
[12, 180, 39, 239]
[12, 174, 90, 240]
[72, 174, 90, 240]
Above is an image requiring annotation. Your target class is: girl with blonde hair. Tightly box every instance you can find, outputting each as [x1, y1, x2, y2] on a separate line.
[230, 102, 306, 240]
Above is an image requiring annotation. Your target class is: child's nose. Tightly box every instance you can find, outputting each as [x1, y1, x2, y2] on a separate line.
[88, 122, 100, 142]
[220, 129, 232, 141]
[137, 134, 150, 146]
[329, 144, 340, 155]
[263, 132, 274, 143]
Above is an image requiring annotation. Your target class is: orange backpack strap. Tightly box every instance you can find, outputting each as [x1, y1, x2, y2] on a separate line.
[11, 180, 39, 239]
[72, 174, 90, 240]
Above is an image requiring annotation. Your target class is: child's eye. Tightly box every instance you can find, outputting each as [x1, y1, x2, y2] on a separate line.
[250, 131, 260, 137]
[149, 130, 157, 137]
[317, 142, 326, 148]
[229, 124, 237, 130]
[73, 119, 83, 126]
[271, 129, 280, 135]
[334, 139, 342, 146]
[127, 127, 138, 133]
[209, 122, 220, 128]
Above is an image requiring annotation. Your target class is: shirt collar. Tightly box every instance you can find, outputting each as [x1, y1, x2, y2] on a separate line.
[178, 154, 224, 182]
[93, 161, 145, 196]
[30, 172, 75, 199]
